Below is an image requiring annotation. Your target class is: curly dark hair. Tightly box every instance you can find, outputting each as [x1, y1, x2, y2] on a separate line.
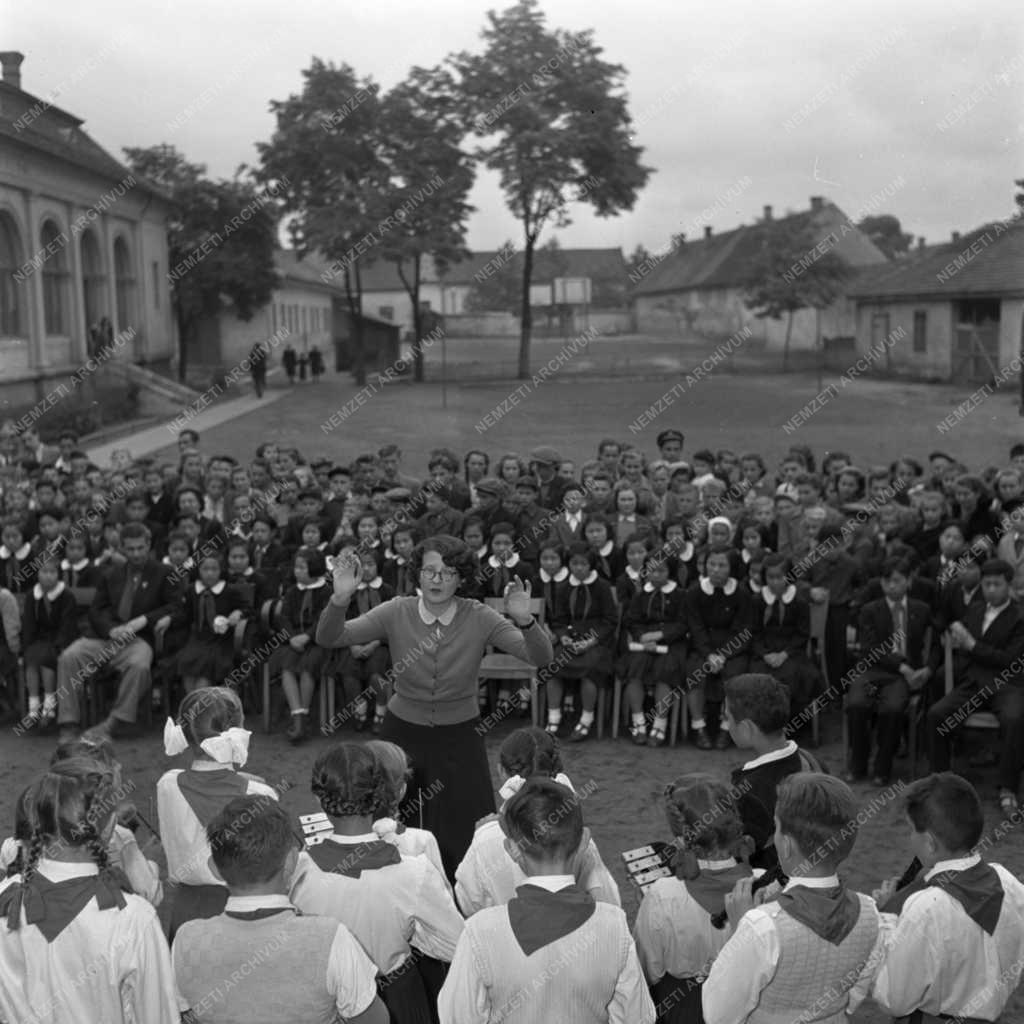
[312, 743, 389, 819]
[664, 772, 747, 858]
[499, 727, 564, 780]
[408, 534, 480, 590]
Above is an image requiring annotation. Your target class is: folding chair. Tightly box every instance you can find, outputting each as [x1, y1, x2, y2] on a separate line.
[942, 630, 999, 749]
[478, 598, 545, 728]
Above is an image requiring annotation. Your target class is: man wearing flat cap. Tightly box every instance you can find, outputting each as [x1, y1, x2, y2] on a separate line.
[528, 445, 568, 512]
[657, 429, 685, 463]
[471, 477, 515, 536]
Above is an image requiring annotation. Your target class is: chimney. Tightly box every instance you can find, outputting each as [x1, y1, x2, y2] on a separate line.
[917, 236, 926, 250]
[0, 52, 24, 90]
[952, 231, 961, 243]
[704, 225, 713, 239]
[763, 205, 773, 222]
[809, 196, 824, 212]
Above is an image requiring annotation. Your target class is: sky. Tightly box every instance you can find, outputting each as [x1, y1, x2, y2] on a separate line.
[9, 0, 1024, 255]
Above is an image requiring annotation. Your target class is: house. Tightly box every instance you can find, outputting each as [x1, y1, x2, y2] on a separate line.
[190, 249, 338, 373]
[0, 51, 176, 406]
[357, 248, 629, 336]
[845, 218, 1024, 382]
[332, 306, 402, 376]
[631, 196, 888, 350]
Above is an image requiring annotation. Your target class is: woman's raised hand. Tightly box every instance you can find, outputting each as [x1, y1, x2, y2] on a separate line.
[330, 552, 362, 603]
[504, 576, 533, 625]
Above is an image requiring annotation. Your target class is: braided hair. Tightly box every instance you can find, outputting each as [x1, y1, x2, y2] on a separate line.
[499, 727, 564, 781]
[20, 758, 123, 890]
[311, 743, 389, 820]
[364, 741, 412, 819]
[175, 686, 244, 750]
[663, 772, 753, 879]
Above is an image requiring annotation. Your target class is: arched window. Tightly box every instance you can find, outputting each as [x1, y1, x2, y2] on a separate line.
[113, 236, 135, 335]
[80, 228, 106, 333]
[41, 219, 69, 335]
[0, 213, 25, 337]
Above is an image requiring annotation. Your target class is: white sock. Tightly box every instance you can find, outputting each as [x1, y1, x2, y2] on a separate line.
[652, 715, 668, 732]
[720, 721, 730, 732]
[42, 694, 57, 713]
[355, 699, 368, 718]
[28, 696, 40, 715]
[579, 710, 595, 727]
[692, 718, 707, 730]
[516, 688, 530, 703]
[631, 712, 646, 728]
[547, 709, 562, 725]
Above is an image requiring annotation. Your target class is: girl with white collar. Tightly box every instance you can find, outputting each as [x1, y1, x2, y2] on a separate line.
[533, 542, 569, 627]
[621, 555, 688, 747]
[683, 547, 754, 751]
[549, 543, 618, 742]
[158, 687, 278, 940]
[0, 519, 32, 593]
[479, 521, 534, 600]
[333, 549, 395, 733]
[21, 554, 77, 729]
[268, 545, 332, 744]
[174, 553, 251, 694]
[454, 727, 620, 917]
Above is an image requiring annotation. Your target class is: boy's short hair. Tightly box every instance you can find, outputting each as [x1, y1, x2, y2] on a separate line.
[500, 777, 583, 861]
[426, 483, 452, 505]
[761, 553, 790, 575]
[793, 472, 823, 492]
[817, 524, 843, 545]
[903, 772, 984, 852]
[880, 556, 913, 580]
[776, 773, 859, 871]
[207, 796, 297, 887]
[981, 558, 1014, 581]
[725, 674, 790, 735]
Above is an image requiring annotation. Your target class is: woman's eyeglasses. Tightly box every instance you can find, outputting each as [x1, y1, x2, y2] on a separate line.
[420, 566, 459, 582]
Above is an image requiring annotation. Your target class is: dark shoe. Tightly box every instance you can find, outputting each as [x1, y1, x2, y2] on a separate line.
[371, 712, 386, 735]
[286, 714, 306, 744]
[714, 731, 732, 750]
[108, 718, 141, 740]
[647, 726, 667, 748]
[694, 727, 712, 750]
[568, 721, 591, 743]
[354, 713, 368, 733]
[630, 723, 648, 745]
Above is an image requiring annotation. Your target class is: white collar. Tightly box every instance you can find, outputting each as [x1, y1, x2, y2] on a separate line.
[569, 570, 598, 586]
[783, 874, 839, 891]
[539, 567, 569, 583]
[61, 557, 89, 571]
[643, 580, 677, 594]
[194, 580, 226, 595]
[986, 600, 1011, 616]
[742, 548, 760, 563]
[565, 511, 582, 522]
[357, 577, 383, 590]
[36, 859, 99, 881]
[742, 739, 799, 772]
[699, 576, 737, 595]
[887, 596, 906, 610]
[297, 578, 327, 591]
[190, 759, 236, 772]
[749, 579, 762, 594]
[675, 540, 695, 561]
[925, 853, 981, 881]
[0, 543, 30, 560]
[697, 857, 738, 871]
[619, 514, 636, 521]
[418, 597, 457, 625]
[762, 585, 796, 606]
[474, 545, 488, 560]
[234, 567, 254, 578]
[32, 581, 66, 600]
[522, 874, 576, 892]
[488, 552, 520, 570]
[626, 565, 643, 581]
[327, 832, 379, 845]
[597, 540, 614, 557]
[225, 894, 293, 912]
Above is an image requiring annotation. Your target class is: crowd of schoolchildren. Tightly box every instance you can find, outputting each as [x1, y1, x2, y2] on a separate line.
[2, 422, 1024, 1020]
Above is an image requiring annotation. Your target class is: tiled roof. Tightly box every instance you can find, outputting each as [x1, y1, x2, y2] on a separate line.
[632, 201, 883, 296]
[846, 218, 1024, 299]
[0, 81, 168, 201]
[275, 250, 347, 293]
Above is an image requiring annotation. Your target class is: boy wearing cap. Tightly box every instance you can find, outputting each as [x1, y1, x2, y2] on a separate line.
[471, 478, 513, 535]
[528, 446, 568, 512]
[415, 484, 464, 538]
[656, 429, 684, 463]
[511, 477, 551, 565]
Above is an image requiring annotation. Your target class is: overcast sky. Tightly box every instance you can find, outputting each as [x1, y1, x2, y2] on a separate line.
[11, 0, 1024, 254]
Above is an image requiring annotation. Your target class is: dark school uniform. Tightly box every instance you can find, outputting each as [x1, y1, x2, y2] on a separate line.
[175, 581, 253, 681]
[619, 581, 687, 684]
[21, 581, 78, 670]
[750, 584, 821, 713]
[683, 577, 753, 703]
[475, 554, 535, 602]
[268, 578, 332, 676]
[0, 542, 33, 593]
[590, 540, 624, 585]
[550, 571, 618, 683]
[332, 577, 394, 681]
[532, 567, 569, 628]
[382, 555, 418, 598]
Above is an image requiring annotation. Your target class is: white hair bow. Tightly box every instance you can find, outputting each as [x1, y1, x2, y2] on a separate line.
[0, 837, 21, 873]
[163, 717, 190, 757]
[372, 817, 399, 843]
[163, 717, 252, 766]
[499, 772, 575, 802]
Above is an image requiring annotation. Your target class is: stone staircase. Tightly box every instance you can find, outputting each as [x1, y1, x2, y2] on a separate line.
[102, 360, 203, 418]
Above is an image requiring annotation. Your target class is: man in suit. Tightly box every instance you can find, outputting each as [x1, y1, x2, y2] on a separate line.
[927, 558, 1024, 813]
[995, 498, 1024, 605]
[57, 522, 183, 742]
[547, 481, 587, 550]
[529, 446, 569, 513]
[469, 477, 513, 537]
[845, 556, 937, 786]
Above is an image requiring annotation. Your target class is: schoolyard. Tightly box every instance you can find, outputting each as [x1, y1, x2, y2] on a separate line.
[4, 340, 1024, 1021]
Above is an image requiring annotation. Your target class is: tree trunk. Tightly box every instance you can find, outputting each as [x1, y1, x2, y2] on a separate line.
[344, 267, 366, 387]
[783, 310, 794, 372]
[413, 256, 424, 383]
[175, 304, 190, 383]
[518, 234, 535, 380]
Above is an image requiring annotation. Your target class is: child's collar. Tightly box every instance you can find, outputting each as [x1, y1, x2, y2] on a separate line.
[32, 580, 66, 601]
[195, 580, 226, 595]
[569, 570, 598, 586]
[488, 552, 520, 569]
[762, 584, 796, 605]
[61, 557, 89, 571]
[700, 576, 737, 596]
[297, 578, 327, 591]
[0, 542, 30, 560]
[643, 580, 677, 594]
[539, 566, 568, 583]
[597, 539, 614, 557]
[357, 577, 383, 590]
[625, 565, 643, 581]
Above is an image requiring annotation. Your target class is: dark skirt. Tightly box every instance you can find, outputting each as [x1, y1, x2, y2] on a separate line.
[684, 653, 750, 703]
[23, 641, 59, 671]
[617, 647, 686, 685]
[379, 955, 433, 1024]
[650, 973, 704, 1024]
[555, 644, 613, 683]
[0, 643, 17, 683]
[269, 641, 328, 676]
[379, 711, 495, 883]
[176, 635, 235, 680]
[332, 645, 392, 680]
[167, 882, 228, 943]
[750, 655, 822, 712]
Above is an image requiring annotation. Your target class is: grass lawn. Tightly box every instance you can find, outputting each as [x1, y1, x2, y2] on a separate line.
[6, 340, 1024, 1021]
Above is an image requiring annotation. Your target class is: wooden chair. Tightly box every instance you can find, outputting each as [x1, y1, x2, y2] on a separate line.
[943, 630, 1000, 736]
[478, 598, 546, 728]
[261, 598, 329, 734]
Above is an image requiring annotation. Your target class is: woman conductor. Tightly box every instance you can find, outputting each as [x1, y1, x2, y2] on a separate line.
[316, 535, 552, 879]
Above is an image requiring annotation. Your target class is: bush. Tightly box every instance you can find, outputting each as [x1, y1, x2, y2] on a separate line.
[15, 382, 142, 441]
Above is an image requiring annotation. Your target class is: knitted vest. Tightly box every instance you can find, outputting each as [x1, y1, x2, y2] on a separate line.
[173, 912, 341, 1024]
[465, 902, 633, 1024]
[749, 893, 878, 1024]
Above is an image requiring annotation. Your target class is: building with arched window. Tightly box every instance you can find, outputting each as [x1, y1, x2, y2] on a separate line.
[0, 51, 175, 406]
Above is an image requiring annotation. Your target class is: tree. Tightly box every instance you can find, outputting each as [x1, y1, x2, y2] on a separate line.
[451, 0, 652, 378]
[257, 60, 390, 386]
[743, 220, 851, 371]
[465, 236, 568, 314]
[1015, 177, 1024, 213]
[122, 144, 278, 382]
[378, 67, 475, 381]
[856, 214, 913, 259]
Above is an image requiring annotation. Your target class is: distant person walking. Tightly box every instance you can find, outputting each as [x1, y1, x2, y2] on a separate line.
[298, 352, 309, 382]
[282, 344, 297, 384]
[309, 345, 324, 382]
[249, 342, 268, 398]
